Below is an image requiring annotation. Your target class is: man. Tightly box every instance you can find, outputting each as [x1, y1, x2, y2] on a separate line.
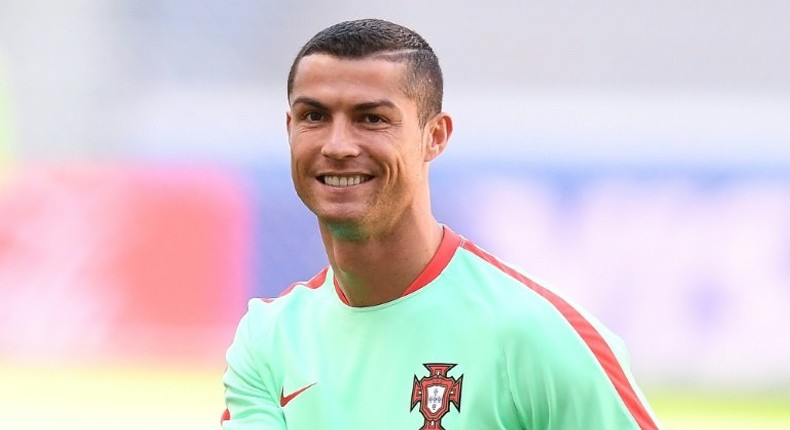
[223, 19, 661, 429]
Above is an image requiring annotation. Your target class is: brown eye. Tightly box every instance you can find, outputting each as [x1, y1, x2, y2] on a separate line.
[363, 114, 383, 124]
[305, 112, 324, 121]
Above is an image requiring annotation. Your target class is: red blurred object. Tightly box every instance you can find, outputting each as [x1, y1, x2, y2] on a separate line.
[0, 164, 252, 365]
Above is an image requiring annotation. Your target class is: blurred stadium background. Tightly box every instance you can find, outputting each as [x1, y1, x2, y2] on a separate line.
[1, 1, 789, 428]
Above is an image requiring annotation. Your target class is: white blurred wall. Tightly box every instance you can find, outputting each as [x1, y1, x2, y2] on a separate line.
[0, 0, 788, 163]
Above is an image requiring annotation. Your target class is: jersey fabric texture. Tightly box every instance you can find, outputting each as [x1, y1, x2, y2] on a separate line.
[222, 227, 661, 429]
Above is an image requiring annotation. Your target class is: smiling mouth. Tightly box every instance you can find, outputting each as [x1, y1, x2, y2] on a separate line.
[321, 175, 372, 187]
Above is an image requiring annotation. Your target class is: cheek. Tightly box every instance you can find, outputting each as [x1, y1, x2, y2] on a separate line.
[289, 145, 311, 183]
[289, 137, 313, 164]
[290, 128, 325, 153]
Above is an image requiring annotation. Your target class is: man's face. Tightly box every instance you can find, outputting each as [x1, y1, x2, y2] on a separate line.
[286, 54, 430, 237]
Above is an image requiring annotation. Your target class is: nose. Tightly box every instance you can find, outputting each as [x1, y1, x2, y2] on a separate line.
[321, 118, 360, 159]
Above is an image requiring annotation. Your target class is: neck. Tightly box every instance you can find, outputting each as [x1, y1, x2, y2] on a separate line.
[319, 217, 444, 307]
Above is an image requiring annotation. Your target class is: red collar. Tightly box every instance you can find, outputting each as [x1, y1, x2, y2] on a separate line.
[334, 226, 462, 305]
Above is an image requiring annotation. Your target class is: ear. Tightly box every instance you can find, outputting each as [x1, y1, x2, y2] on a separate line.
[423, 112, 453, 162]
[285, 111, 293, 144]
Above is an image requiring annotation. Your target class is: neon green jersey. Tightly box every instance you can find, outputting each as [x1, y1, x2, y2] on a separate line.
[223, 227, 661, 429]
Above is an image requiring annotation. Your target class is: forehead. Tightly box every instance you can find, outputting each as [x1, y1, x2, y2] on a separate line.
[290, 54, 412, 106]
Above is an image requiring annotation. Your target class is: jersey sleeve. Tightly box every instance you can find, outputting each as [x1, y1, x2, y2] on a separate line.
[506, 298, 662, 429]
[222, 301, 286, 429]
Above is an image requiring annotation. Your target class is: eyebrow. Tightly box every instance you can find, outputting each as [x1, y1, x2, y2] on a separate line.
[352, 100, 397, 112]
[291, 96, 327, 110]
[291, 96, 398, 112]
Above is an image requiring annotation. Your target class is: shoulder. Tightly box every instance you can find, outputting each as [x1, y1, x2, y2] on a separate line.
[450, 235, 624, 350]
[449, 236, 566, 311]
[260, 266, 331, 305]
[241, 266, 334, 333]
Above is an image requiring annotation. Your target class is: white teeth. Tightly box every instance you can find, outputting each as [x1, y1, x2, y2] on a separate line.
[323, 175, 367, 187]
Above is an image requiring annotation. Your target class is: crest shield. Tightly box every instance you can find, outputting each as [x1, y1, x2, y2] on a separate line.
[410, 363, 463, 430]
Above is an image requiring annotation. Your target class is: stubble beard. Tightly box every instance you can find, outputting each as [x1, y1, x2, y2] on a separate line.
[317, 192, 407, 243]
[309, 191, 379, 242]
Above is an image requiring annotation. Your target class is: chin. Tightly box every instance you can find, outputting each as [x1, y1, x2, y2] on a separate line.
[318, 211, 364, 227]
[314, 203, 367, 223]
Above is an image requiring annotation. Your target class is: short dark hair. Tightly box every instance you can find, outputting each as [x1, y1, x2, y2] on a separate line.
[287, 19, 443, 126]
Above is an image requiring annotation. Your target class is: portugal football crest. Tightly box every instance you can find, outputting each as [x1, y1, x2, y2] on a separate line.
[410, 363, 463, 430]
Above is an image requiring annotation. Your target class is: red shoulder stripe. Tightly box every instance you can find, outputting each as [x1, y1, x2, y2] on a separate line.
[280, 266, 328, 296]
[461, 240, 658, 430]
[259, 267, 330, 303]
